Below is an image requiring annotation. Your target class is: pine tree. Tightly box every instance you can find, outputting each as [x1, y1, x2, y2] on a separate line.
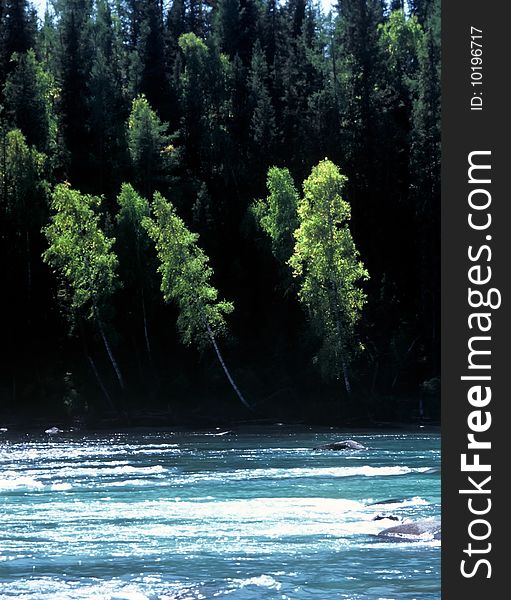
[0, 0, 36, 88]
[55, 0, 94, 188]
[3, 49, 58, 156]
[88, 0, 128, 196]
[137, 0, 170, 117]
[248, 40, 276, 163]
[127, 94, 171, 198]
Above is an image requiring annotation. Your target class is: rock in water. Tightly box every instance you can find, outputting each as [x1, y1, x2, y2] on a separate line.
[377, 520, 441, 541]
[373, 514, 401, 522]
[368, 498, 411, 506]
[45, 426, 62, 435]
[314, 439, 367, 451]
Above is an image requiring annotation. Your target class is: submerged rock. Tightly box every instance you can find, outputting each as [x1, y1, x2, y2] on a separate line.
[45, 426, 63, 435]
[423, 467, 441, 474]
[373, 514, 401, 522]
[377, 519, 441, 541]
[368, 498, 411, 506]
[314, 439, 367, 451]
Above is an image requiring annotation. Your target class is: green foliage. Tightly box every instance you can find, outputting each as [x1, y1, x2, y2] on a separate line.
[289, 159, 368, 384]
[42, 183, 119, 325]
[3, 49, 58, 156]
[252, 166, 299, 266]
[127, 94, 170, 197]
[0, 0, 441, 414]
[0, 127, 48, 261]
[248, 41, 276, 157]
[143, 192, 233, 348]
[0, 127, 46, 216]
[115, 182, 151, 282]
[116, 182, 150, 242]
[379, 9, 422, 84]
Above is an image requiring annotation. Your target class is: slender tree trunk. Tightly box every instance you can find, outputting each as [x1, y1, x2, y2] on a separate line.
[80, 326, 115, 412]
[391, 336, 419, 390]
[97, 318, 125, 390]
[86, 352, 115, 411]
[26, 230, 32, 301]
[206, 324, 252, 411]
[141, 288, 152, 360]
[341, 358, 352, 395]
[325, 202, 352, 396]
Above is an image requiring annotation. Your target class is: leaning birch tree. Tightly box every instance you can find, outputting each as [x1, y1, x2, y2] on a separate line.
[43, 183, 124, 394]
[143, 192, 251, 410]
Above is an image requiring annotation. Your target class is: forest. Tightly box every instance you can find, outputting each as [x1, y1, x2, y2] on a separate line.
[0, 0, 440, 427]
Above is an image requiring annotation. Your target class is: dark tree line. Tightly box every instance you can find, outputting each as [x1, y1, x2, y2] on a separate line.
[0, 0, 440, 425]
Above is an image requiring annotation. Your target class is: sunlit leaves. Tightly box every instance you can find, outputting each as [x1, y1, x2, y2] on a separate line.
[43, 183, 119, 324]
[143, 192, 233, 348]
[289, 159, 368, 383]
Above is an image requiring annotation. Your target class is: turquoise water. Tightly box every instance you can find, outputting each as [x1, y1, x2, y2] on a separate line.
[0, 428, 440, 599]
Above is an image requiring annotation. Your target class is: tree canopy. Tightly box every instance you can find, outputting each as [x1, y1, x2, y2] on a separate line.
[0, 0, 440, 423]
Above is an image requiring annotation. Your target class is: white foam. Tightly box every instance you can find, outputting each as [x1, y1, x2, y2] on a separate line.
[174, 465, 429, 484]
[51, 482, 73, 491]
[236, 574, 282, 590]
[0, 475, 43, 490]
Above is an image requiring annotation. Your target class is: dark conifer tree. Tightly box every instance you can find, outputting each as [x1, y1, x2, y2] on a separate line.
[56, 0, 94, 189]
[0, 0, 36, 89]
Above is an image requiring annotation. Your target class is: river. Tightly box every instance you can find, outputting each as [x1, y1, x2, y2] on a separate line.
[0, 428, 440, 599]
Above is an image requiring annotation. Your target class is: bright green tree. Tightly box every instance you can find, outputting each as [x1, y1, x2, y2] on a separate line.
[143, 192, 251, 410]
[42, 183, 125, 391]
[0, 128, 47, 299]
[115, 182, 153, 358]
[252, 166, 299, 267]
[289, 159, 368, 394]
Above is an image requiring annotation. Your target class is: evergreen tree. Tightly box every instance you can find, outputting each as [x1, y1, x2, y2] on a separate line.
[0, 0, 36, 88]
[88, 0, 128, 196]
[410, 0, 440, 372]
[177, 32, 209, 173]
[3, 49, 58, 157]
[137, 0, 170, 117]
[55, 0, 94, 188]
[127, 94, 171, 198]
[247, 41, 276, 163]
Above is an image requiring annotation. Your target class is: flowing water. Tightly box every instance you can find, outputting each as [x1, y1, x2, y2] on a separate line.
[0, 428, 440, 599]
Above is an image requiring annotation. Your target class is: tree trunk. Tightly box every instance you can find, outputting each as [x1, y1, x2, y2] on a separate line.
[141, 288, 152, 360]
[86, 352, 115, 411]
[80, 326, 115, 412]
[97, 319, 125, 390]
[26, 230, 32, 301]
[206, 324, 252, 411]
[325, 201, 352, 396]
[341, 358, 352, 395]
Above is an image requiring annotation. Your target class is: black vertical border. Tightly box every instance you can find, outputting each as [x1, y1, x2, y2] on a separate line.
[442, 0, 509, 596]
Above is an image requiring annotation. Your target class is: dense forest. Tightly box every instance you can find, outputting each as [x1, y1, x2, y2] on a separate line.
[0, 0, 440, 427]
